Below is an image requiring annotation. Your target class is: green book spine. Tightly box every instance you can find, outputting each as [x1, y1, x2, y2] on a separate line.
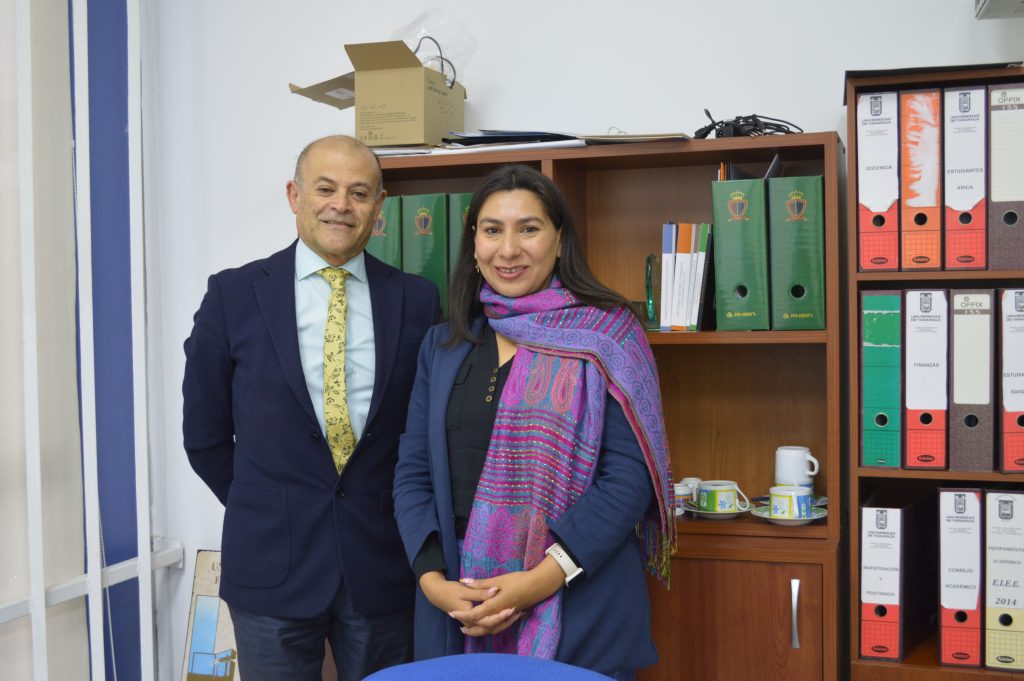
[710, 179, 770, 330]
[366, 196, 402, 269]
[768, 176, 825, 330]
[448, 192, 473, 280]
[861, 291, 902, 468]
[402, 193, 448, 309]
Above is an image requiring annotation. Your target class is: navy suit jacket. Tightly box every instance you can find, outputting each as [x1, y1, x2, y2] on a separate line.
[183, 241, 439, 618]
[393, 320, 658, 674]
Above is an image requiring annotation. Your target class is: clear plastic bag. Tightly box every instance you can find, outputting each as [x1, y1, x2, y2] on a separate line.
[391, 8, 477, 88]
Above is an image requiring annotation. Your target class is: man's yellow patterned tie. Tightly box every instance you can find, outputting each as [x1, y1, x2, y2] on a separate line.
[319, 267, 355, 474]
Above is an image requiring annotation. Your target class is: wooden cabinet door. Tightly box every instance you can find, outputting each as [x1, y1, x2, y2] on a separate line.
[640, 558, 823, 681]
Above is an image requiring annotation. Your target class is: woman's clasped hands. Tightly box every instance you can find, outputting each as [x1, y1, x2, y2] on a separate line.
[419, 559, 564, 636]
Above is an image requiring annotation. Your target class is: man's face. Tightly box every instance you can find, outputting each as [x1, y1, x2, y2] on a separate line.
[286, 142, 384, 266]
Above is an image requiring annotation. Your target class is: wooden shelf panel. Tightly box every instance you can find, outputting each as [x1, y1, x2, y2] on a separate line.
[646, 330, 827, 345]
[856, 467, 1024, 482]
[856, 269, 1024, 283]
[380, 132, 837, 171]
[676, 510, 830, 539]
[852, 634, 1023, 680]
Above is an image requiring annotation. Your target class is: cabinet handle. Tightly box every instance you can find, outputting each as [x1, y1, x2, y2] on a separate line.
[790, 578, 801, 649]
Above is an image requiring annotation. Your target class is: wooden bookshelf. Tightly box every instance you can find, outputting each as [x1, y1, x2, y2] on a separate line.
[844, 63, 1024, 681]
[381, 132, 844, 680]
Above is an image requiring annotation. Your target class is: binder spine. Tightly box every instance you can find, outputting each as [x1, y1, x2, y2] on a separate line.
[944, 86, 987, 270]
[861, 292, 902, 468]
[904, 289, 949, 469]
[900, 90, 943, 271]
[857, 91, 901, 272]
[1000, 289, 1024, 472]
[939, 488, 984, 667]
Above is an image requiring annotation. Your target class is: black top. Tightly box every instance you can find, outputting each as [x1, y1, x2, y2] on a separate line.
[413, 325, 511, 578]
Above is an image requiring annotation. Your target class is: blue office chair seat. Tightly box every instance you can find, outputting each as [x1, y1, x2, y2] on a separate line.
[363, 653, 610, 680]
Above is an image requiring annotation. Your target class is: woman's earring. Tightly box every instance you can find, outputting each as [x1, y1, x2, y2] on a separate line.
[474, 263, 480, 274]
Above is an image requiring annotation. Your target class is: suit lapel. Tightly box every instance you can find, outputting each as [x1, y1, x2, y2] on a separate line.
[365, 253, 402, 428]
[254, 243, 319, 427]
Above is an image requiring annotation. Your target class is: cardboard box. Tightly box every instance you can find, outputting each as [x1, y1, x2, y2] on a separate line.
[289, 40, 466, 147]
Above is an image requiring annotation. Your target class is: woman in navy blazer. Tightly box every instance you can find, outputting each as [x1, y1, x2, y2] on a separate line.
[393, 166, 675, 679]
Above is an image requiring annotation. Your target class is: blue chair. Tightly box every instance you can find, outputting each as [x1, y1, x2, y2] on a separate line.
[363, 653, 611, 680]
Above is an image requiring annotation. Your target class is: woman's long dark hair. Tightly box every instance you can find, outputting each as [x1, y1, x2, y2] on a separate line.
[445, 164, 636, 346]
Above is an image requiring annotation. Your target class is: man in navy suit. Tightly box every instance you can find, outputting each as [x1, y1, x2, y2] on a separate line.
[183, 135, 440, 680]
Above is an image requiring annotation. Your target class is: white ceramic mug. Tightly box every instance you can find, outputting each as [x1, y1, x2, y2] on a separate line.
[698, 480, 750, 513]
[673, 482, 693, 514]
[769, 485, 813, 519]
[774, 446, 819, 489]
[680, 477, 702, 503]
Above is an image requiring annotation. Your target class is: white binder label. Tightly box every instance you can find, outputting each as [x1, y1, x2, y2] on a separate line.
[940, 490, 982, 610]
[986, 492, 1024, 609]
[857, 92, 900, 212]
[906, 290, 948, 410]
[1003, 290, 1024, 412]
[953, 293, 992, 406]
[944, 87, 987, 211]
[862, 507, 901, 606]
[989, 86, 1024, 203]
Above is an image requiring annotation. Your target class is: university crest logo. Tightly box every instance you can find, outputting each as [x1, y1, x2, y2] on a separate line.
[785, 190, 808, 222]
[415, 207, 433, 236]
[373, 212, 387, 237]
[727, 191, 750, 221]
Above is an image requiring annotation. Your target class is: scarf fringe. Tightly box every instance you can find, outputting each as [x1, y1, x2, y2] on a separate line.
[638, 520, 676, 589]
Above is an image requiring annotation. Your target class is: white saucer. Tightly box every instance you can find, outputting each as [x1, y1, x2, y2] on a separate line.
[751, 505, 828, 526]
[683, 500, 748, 520]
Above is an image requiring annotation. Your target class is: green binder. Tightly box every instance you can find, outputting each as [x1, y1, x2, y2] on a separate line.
[448, 192, 473, 280]
[402, 193, 448, 309]
[861, 291, 902, 468]
[711, 179, 770, 331]
[366, 196, 402, 269]
[768, 176, 825, 330]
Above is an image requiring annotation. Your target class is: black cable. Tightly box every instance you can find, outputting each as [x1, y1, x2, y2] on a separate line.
[694, 109, 803, 139]
[413, 35, 457, 88]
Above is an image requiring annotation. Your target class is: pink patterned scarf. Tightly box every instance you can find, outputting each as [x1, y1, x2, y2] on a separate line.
[460, 278, 675, 658]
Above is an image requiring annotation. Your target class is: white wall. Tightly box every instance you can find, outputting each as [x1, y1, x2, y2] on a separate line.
[145, 1, 1023, 677]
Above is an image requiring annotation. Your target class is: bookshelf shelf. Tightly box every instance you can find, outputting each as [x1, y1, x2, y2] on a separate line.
[676, 512, 831, 539]
[646, 330, 827, 345]
[856, 269, 1024, 283]
[856, 467, 1024, 483]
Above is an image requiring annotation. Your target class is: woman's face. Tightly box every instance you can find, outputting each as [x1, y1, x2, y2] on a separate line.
[474, 189, 562, 299]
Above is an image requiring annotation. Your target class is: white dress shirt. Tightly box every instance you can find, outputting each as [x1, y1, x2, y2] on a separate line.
[295, 239, 376, 441]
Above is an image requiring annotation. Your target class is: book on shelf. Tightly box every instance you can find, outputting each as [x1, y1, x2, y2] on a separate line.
[943, 86, 987, 270]
[949, 290, 995, 472]
[689, 223, 713, 331]
[670, 222, 696, 330]
[711, 178, 770, 331]
[768, 176, 826, 331]
[660, 222, 677, 332]
[860, 492, 938, 662]
[904, 289, 949, 469]
[402, 193, 449, 311]
[861, 291, 903, 468]
[987, 83, 1024, 270]
[856, 91, 900, 272]
[899, 89, 943, 271]
[998, 289, 1024, 472]
[366, 195, 402, 269]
